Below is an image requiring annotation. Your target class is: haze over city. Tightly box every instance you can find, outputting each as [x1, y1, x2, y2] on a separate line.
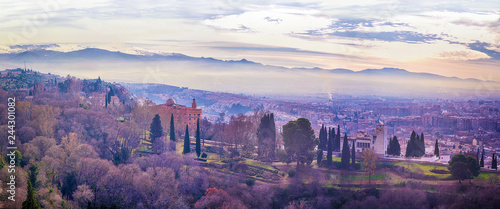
[1, 0, 499, 88]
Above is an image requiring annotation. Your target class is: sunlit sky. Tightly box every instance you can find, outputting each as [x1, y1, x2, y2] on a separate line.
[1, 0, 499, 81]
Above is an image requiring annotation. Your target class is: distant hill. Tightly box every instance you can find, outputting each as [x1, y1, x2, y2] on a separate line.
[1, 47, 499, 99]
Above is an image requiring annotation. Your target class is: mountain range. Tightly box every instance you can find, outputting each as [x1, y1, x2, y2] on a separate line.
[0, 47, 499, 100]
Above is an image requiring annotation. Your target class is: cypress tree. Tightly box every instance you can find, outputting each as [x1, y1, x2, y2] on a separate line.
[196, 119, 201, 158]
[434, 139, 439, 157]
[183, 125, 190, 154]
[406, 131, 415, 157]
[316, 149, 323, 166]
[341, 133, 350, 169]
[393, 136, 400, 156]
[387, 137, 393, 156]
[22, 180, 40, 209]
[416, 134, 421, 156]
[150, 114, 163, 144]
[492, 154, 497, 170]
[336, 125, 341, 152]
[319, 124, 325, 150]
[351, 139, 356, 167]
[170, 114, 176, 141]
[420, 133, 425, 157]
[480, 150, 484, 167]
[327, 128, 332, 167]
[257, 113, 277, 161]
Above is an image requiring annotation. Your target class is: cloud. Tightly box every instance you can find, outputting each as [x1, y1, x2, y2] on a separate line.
[436, 50, 490, 61]
[211, 45, 354, 57]
[203, 7, 334, 34]
[304, 30, 442, 43]
[467, 42, 500, 60]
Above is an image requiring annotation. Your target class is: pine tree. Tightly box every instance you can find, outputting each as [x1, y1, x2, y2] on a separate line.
[434, 139, 439, 157]
[327, 128, 333, 167]
[183, 125, 190, 154]
[492, 154, 497, 170]
[169, 114, 176, 141]
[196, 119, 201, 158]
[351, 139, 356, 167]
[22, 180, 40, 209]
[341, 133, 350, 169]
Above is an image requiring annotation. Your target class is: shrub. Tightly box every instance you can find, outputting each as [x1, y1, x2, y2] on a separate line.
[288, 167, 296, 177]
[246, 178, 256, 187]
[201, 153, 208, 159]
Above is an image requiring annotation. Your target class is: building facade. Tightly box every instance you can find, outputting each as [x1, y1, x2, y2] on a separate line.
[373, 124, 388, 156]
[153, 98, 202, 129]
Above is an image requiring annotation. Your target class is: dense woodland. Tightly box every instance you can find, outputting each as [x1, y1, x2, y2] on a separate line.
[0, 72, 500, 209]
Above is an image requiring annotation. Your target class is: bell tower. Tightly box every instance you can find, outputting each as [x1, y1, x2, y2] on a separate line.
[191, 98, 197, 109]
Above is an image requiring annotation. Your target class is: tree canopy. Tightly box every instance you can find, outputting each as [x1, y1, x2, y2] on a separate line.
[448, 154, 480, 183]
[282, 118, 316, 178]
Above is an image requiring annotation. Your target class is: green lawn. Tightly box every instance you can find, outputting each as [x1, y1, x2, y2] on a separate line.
[394, 162, 451, 179]
[477, 171, 500, 180]
[244, 159, 277, 171]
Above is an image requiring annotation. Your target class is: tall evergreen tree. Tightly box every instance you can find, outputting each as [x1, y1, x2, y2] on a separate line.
[170, 114, 176, 141]
[257, 113, 276, 162]
[341, 133, 350, 169]
[351, 139, 356, 167]
[316, 149, 323, 166]
[416, 134, 422, 156]
[149, 114, 163, 144]
[196, 119, 201, 158]
[317, 126, 324, 165]
[335, 125, 341, 152]
[405, 131, 424, 157]
[393, 136, 400, 156]
[327, 127, 333, 167]
[480, 150, 484, 167]
[183, 125, 190, 154]
[492, 154, 497, 170]
[105, 93, 108, 108]
[420, 133, 425, 156]
[387, 137, 393, 156]
[22, 180, 40, 209]
[406, 131, 415, 157]
[319, 124, 325, 150]
[434, 139, 439, 157]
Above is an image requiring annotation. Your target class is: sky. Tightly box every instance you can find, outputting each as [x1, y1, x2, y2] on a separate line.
[0, 0, 499, 81]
